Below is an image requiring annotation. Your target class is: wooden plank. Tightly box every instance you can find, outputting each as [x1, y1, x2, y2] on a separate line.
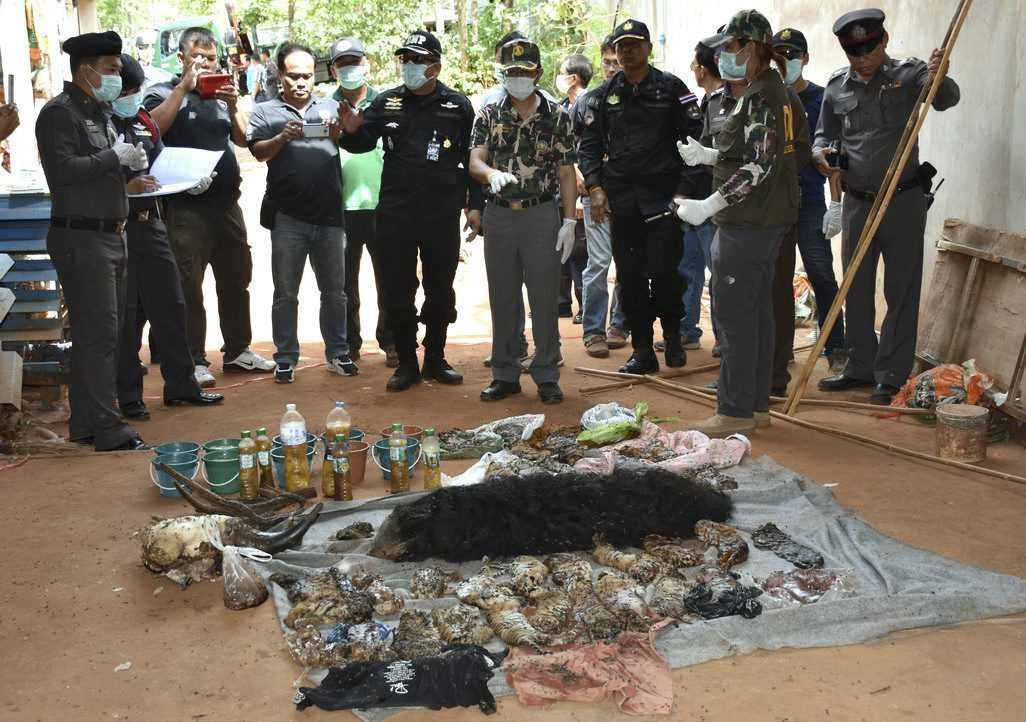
[0, 288, 14, 321]
[0, 350, 23, 410]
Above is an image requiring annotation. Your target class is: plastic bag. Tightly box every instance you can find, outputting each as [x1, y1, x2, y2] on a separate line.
[222, 546, 269, 610]
[437, 430, 504, 459]
[890, 359, 997, 409]
[580, 402, 636, 430]
[576, 402, 648, 447]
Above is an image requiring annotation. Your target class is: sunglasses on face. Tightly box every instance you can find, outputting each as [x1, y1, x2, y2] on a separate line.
[776, 47, 804, 60]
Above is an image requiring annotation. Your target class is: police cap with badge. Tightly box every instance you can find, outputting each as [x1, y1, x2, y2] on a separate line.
[394, 29, 442, 60]
[499, 38, 540, 71]
[772, 28, 808, 54]
[610, 18, 650, 46]
[833, 8, 886, 56]
[62, 30, 122, 59]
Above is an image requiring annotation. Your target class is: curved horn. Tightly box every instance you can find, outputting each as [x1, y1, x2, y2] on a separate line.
[228, 503, 323, 554]
[162, 464, 281, 529]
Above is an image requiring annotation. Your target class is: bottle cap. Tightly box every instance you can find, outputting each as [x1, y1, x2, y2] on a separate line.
[424, 428, 436, 436]
[336, 401, 345, 407]
[286, 403, 296, 410]
[334, 433, 345, 441]
[257, 427, 267, 435]
[241, 430, 252, 438]
[392, 422, 403, 430]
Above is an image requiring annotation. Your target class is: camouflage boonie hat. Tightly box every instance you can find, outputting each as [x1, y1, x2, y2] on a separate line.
[499, 38, 540, 71]
[703, 9, 774, 47]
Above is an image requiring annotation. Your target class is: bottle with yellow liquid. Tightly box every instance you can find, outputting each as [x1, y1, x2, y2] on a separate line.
[238, 430, 260, 500]
[255, 427, 275, 488]
[421, 428, 441, 490]
[326, 401, 352, 443]
[388, 422, 409, 494]
[280, 403, 311, 491]
[332, 433, 352, 500]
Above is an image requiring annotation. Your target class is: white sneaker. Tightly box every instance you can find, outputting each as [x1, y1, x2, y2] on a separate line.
[326, 355, 359, 376]
[223, 347, 275, 373]
[194, 364, 216, 388]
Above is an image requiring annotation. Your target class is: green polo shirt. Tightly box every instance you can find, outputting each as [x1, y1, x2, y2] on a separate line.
[333, 85, 383, 211]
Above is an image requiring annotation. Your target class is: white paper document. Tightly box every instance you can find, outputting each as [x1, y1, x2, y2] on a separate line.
[128, 147, 223, 198]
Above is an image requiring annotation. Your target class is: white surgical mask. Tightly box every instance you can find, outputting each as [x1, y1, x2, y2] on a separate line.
[503, 76, 536, 101]
[555, 74, 572, 93]
[401, 61, 436, 90]
[337, 64, 367, 90]
[784, 58, 803, 85]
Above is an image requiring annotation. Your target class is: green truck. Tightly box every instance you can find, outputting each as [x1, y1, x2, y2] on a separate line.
[152, 18, 239, 76]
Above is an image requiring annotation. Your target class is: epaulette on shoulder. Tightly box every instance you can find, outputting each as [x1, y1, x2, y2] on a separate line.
[710, 86, 725, 97]
[828, 67, 847, 82]
[900, 56, 920, 65]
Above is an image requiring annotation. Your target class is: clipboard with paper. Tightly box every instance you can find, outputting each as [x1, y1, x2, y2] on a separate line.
[128, 147, 224, 197]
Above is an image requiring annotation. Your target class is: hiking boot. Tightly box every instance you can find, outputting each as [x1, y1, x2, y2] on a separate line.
[584, 335, 609, 358]
[422, 355, 463, 385]
[606, 326, 629, 349]
[689, 413, 756, 438]
[386, 364, 422, 392]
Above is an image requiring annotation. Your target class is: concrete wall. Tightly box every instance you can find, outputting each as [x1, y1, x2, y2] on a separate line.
[596, 0, 1024, 294]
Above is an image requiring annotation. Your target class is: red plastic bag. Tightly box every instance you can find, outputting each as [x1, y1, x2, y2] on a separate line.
[890, 359, 995, 409]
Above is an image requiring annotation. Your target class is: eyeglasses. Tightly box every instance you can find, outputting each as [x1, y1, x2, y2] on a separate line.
[399, 54, 436, 65]
[600, 58, 620, 68]
[776, 47, 804, 60]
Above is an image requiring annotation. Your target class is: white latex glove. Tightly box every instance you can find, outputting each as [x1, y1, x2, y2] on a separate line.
[677, 137, 718, 167]
[487, 170, 519, 195]
[112, 133, 144, 168]
[555, 218, 576, 265]
[674, 192, 728, 226]
[128, 141, 149, 171]
[187, 171, 218, 195]
[822, 200, 842, 238]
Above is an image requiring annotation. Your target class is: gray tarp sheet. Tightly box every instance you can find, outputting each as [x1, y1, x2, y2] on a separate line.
[257, 455, 1026, 716]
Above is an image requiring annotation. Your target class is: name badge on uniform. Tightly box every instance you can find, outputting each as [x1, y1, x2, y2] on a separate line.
[426, 130, 440, 162]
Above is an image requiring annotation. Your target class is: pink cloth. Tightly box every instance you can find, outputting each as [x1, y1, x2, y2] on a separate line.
[574, 422, 749, 475]
[503, 619, 675, 715]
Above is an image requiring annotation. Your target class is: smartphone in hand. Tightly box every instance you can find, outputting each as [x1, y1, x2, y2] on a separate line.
[302, 123, 330, 139]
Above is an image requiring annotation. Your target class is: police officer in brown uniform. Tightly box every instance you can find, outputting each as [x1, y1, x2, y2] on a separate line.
[815, 9, 959, 404]
[35, 32, 150, 450]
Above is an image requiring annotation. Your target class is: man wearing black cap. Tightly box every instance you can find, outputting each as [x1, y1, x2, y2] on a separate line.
[814, 8, 959, 405]
[330, 37, 395, 367]
[772, 27, 846, 374]
[578, 18, 705, 375]
[35, 31, 150, 450]
[111, 54, 224, 419]
[339, 30, 484, 392]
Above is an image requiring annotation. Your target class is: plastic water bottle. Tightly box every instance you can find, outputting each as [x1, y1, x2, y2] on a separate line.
[421, 428, 441, 489]
[388, 422, 409, 494]
[255, 427, 275, 488]
[238, 430, 259, 500]
[332, 433, 352, 501]
[281, 403, 310, 491]
[326, 401, 352, 442]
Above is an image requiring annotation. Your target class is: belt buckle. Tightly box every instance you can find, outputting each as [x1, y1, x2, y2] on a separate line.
[137, 211, 150, 222]
[116, 220, 127, 233]
[508, 200, 523, 211]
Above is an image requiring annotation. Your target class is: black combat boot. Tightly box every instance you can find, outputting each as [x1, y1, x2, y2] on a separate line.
[663, 335, 687, 369]
[422, 353, 463, 385]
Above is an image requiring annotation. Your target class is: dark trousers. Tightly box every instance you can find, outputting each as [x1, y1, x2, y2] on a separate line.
[47, 227, 135, 450]
[165, 201, 252, 366]
[771, 225, 797, 391]
[841, 189, 927, 387]
[558, 219, 588, 312]
[117, 217, 200, 405]
[375, 211, 460, 360]
[796, 199, 844, 352]
[610, 213, 686, 350]
[344, 209, 393, 352]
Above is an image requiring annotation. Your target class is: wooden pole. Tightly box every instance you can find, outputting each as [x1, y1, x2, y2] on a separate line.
[784, 0, 975, 416]
[575, 362, 720, 393]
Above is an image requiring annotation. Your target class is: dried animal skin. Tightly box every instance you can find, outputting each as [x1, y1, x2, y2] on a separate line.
[695, 565, 741, 595]
[544, 552, 621, 640]
[351, 570, 381, 589]
[649, 572, 698, 621]
[751, 523, 824, 569]
[761, 568, 844, 605]
[526, 589, 573, 635]
[592, 534, 663, 583]
[485, 599, 571, 649]
[391, 610, 444, 660]
[595, 570, 652, 632]
[346, 622, 398, 664]
[333, 521, 374, 540]
[694, 519, 749, 570]
[409, 566, 460, 599]
[643, 534, 703, 569]
[545, 553, 593, 587]
[508, 556, 549, 597]
[284, 623, 350, 667]
[284, 593, 375, 629]
[431, 604, 494, 645]
[456, 562, 514, 611]
[270, 568, 344, 605]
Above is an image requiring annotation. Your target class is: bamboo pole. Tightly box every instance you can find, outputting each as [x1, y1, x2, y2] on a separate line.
[784, 0, 975, 416]
[575, 362, 720, 393]
[641, 375, 1026, 487]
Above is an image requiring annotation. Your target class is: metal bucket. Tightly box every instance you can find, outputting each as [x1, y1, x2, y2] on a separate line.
[935, 404, 989, 462]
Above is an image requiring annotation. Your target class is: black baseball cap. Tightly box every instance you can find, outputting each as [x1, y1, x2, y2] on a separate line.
[499, 39, 540, 71]
[833, 8, 886, 56]
[610, 19, 650, 46]
[330, 38, 365, 62]
[394, 29, 442, 60]
[772, 28, 808, 53]
[63, 30, 122, 58]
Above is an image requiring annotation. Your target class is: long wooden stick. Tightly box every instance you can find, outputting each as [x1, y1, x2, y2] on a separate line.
[575, 362, 720, 393]
[784, 0, 975, 416]
[642, 374, 1026, 487]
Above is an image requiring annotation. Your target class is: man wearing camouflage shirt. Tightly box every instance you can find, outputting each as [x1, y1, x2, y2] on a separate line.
[469, 39, 578, 404]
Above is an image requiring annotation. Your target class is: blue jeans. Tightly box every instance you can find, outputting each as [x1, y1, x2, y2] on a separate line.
[581, 195, 628, 337]
[270, 211, 348, 364]
[796, 200, 844, 351]
[679, 219, 714, 342]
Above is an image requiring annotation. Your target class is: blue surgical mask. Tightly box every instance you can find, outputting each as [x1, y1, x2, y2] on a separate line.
[86, 64, 123, 102]
[492, 62, 504, 83]
[717, 45, 748, 82]
[784, 58, 803, 85]
[401, 61, 436, 90]
[112, 91, 144, 118]
[337, 65, 367, 90]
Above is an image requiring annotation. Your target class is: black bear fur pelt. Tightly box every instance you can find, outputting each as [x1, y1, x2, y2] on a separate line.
[368, 467, 733, 562]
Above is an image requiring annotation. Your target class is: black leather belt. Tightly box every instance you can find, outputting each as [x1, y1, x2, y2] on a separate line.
[843, 177, 921, 202]
[491, 194, 555, 210]
[51, 216, 127, 233]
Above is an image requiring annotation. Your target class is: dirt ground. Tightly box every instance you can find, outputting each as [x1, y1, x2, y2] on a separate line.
[1, 332, 1025, 721]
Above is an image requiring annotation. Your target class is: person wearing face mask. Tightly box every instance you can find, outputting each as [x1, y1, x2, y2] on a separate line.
[578, 19, 705, 376]
[339, 30, 484, 392]
[675, 10, 799, 437]
[469, 38, 578, 404]
[770, 28, 847, 376]
[111, 54, 224, 420]
[329, 37, 395, 368]
[35, 32, 151, 451]
[814, 9, 959, 405]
